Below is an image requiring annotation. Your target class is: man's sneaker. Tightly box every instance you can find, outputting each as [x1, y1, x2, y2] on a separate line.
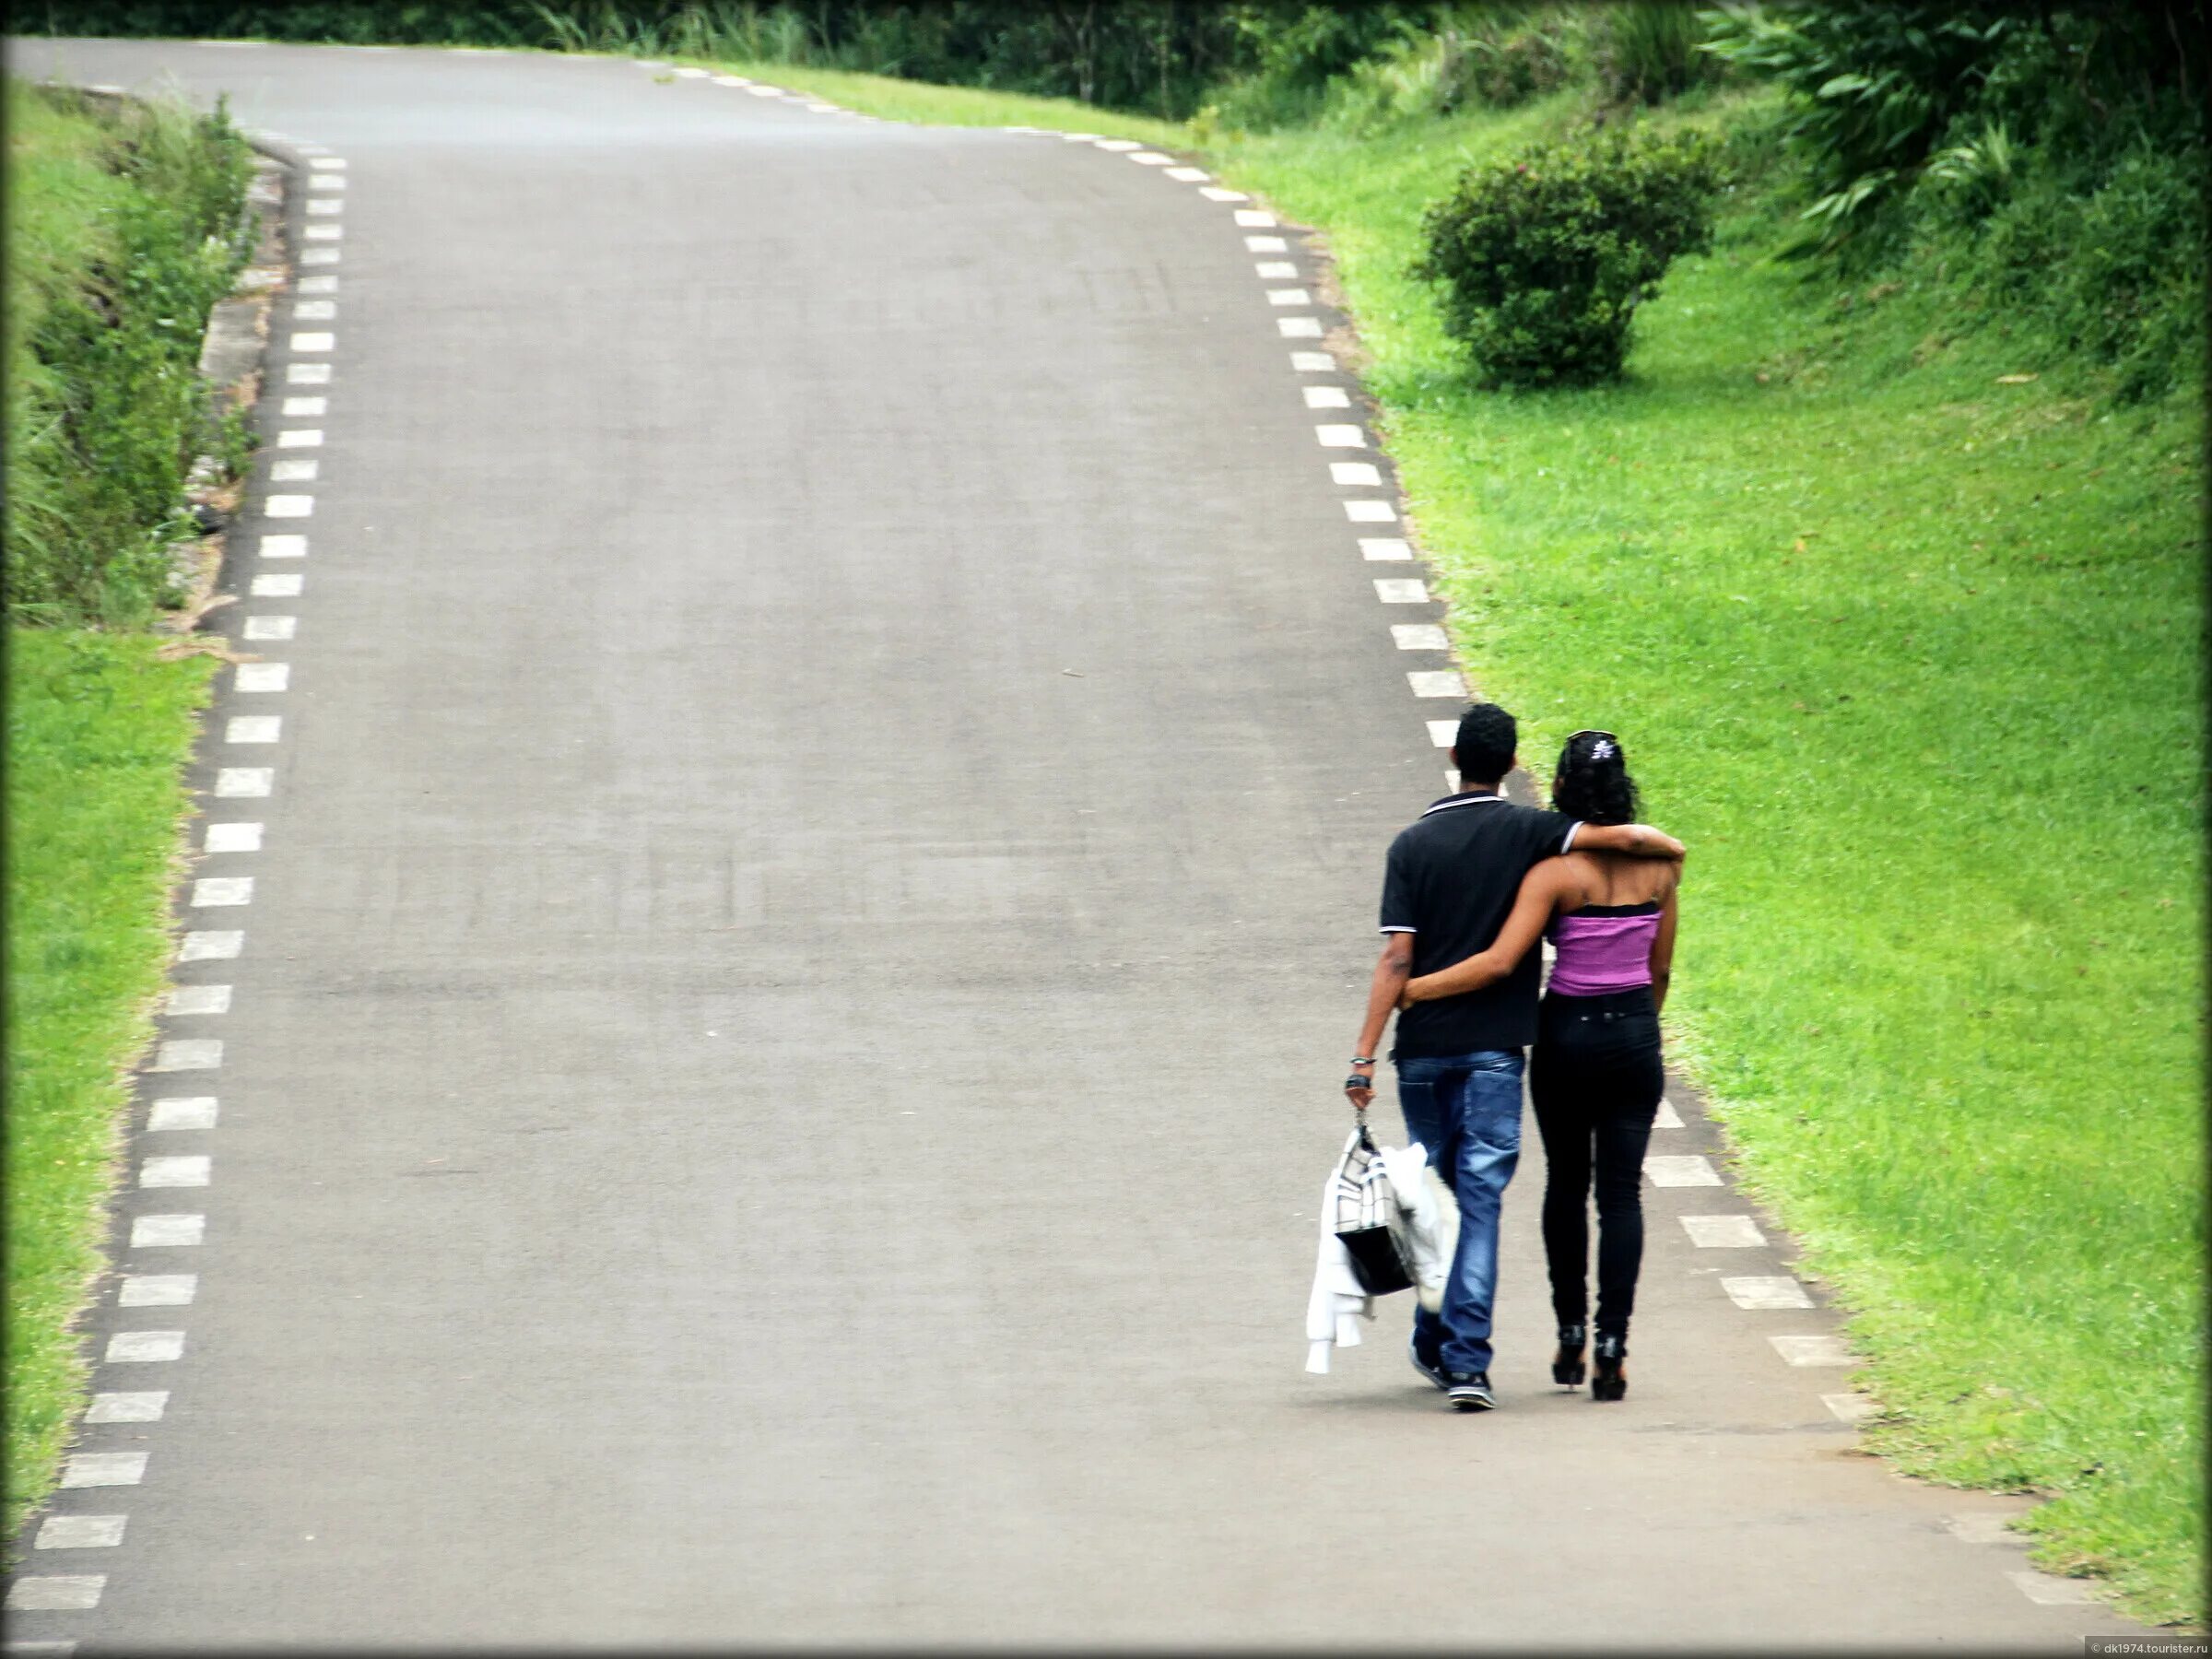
[1444, 1370, 1496, 1412]
[1409, 1338, 1448, 1393]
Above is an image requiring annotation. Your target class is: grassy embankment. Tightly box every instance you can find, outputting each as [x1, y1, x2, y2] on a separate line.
[684, 59, 2204, 1626]
[5, 83, 243, 1539]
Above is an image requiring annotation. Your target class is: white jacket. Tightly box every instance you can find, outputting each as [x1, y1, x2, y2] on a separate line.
[1303, 1135, 1458, 1374]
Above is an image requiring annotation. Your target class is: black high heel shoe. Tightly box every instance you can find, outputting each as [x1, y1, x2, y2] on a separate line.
[1591, 1333, 1628, 1402]
[1551, 1324, 1587, 1388]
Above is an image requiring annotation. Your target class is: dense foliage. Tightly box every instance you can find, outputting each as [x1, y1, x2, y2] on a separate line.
[1703, 0, 2206, 398]
[5, 85, 252, 624]
[1414, 128, 1721, 386]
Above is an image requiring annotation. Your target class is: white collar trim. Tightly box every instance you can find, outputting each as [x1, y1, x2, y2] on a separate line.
[1420, 793, 1505, 817]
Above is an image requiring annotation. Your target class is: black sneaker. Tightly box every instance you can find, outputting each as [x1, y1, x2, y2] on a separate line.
[1408, 1338, 1448, 1393]
[1444, 1370, 1496, 1412]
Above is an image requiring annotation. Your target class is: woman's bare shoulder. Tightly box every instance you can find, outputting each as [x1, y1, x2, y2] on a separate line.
[1547, 851, 1606, 897]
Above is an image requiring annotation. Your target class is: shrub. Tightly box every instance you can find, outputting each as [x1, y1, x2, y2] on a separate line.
[1414, 127, 1723, 387]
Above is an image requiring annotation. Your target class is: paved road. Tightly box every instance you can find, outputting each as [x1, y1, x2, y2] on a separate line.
[6, 39, 2144, 1651]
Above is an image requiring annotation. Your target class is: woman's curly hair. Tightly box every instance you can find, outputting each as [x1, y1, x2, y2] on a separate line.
[1553, 730, 1640, 826]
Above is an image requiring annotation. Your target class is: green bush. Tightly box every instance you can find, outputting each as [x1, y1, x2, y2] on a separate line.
[1413, 127, 1723, 386]
[5, 85, 251, 626]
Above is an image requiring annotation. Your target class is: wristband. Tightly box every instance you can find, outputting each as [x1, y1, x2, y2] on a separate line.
[1349, 1057, 1375, 1066]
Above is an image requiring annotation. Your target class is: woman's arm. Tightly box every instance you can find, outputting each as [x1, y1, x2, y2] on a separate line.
[1650, 883, 1680, 1015]
[1402, 862, 1569, 1005]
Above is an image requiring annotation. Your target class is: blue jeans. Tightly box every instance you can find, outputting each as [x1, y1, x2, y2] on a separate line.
[1396, 1049, 1526, 1374]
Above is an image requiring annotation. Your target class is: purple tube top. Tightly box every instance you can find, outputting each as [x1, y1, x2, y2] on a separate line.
[1547, 901, 1662, 997]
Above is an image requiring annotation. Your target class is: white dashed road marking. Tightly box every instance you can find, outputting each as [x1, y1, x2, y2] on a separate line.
[148, 1096, 219, 1129]
[102, 1331, 186, 1362]
[1679, 1214, 1766, 1248]
[1644, 1154, 1723, 1186]
[1361, 537, 1412, 561]
[1653, 1098, 1684, 1128]
[34, 1516, 127, 1550]
[223, 717, 281, 744]
[204, 823, 262, 853]
[2008, 1571, 2100, 1606]
[58, 1454, 146, 1489]
[1391, 624, 1449, 650]
[235, 664, 289, 692]
[7, 1577, 105, 1611]
[118, 1276, 197, 1308]
[162, 984, 230, 1015]
[1942, 1513, 2018, 1544]
[148, 1041, 221, 1072]
[176, 932, 241, 963]
[1345, 500, 1397, 523]
[1329, 462, 1381, 486]
[1823, 1393, 1879, 1424]
[87, 1392, 168, 1424]
[1314, 424, 1365, 447]
[264, 494, 313, 518]
[137, 1159, 209, 1191]
[1722, 1276, 1814, 1310]
[1769, 1334, 1854, 1367]
[130, 1216, 204, 1248]
[1406, 671, 1466, 699]
[1303, 385, 1349, 408]
[1372, 579, 1428, 603]
[243, 617, 297, 641]
[1277, 317, 1323, 338]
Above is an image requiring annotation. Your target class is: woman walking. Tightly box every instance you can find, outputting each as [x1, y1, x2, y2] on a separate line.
[1398, 731, 1677, 1401]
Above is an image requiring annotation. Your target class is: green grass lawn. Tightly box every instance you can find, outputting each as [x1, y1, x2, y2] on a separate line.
[5, 630, 213, 1540]
[714, 64, 2205, 1626]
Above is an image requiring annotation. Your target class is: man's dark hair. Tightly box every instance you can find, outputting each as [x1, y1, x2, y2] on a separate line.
[1553, 730, 1641, 825]
[1453, 703, 1517, 784]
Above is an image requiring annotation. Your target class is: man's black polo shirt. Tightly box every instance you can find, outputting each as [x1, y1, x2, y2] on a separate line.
[1380, 791, 1582, 1057]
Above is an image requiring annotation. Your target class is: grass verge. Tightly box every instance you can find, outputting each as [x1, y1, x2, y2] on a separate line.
[6, 632, 213, 1540]
[703, 63, 2205, 1626]
[6, 79, 240, 1541]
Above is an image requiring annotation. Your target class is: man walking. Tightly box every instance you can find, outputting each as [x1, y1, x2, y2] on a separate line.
[1345, 704, 1683, 1412]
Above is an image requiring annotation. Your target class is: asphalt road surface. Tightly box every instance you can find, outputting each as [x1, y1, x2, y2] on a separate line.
[6, 38, 2147, 1652]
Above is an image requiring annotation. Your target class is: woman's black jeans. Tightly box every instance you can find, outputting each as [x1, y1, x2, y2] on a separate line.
[1528, 986, 1665, 1339]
